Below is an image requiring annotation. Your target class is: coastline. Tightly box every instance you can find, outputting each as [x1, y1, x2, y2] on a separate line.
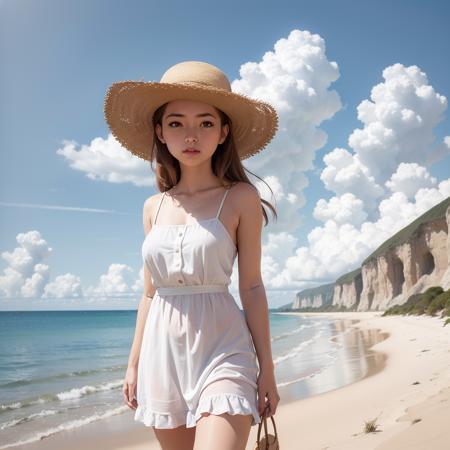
[262, 311, 450, 450]
[10, 311, 449, 450]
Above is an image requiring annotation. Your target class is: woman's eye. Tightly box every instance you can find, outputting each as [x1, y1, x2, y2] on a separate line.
[167, 120, 214, 128]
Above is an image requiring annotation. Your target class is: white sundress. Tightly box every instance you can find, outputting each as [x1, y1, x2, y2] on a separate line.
[134, 186, 262, 429]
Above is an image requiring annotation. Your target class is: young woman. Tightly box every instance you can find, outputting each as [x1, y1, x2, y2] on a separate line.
[104, 61, 280, 450]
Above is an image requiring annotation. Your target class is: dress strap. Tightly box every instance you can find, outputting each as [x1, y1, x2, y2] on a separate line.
[153, 192, 166, 226]
[216, 186, 231, 219]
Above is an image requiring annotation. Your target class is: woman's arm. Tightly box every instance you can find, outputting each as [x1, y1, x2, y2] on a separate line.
[127, 195, 159, 369]
[236, 182, 279, 417]
[123, 195, 159, 410]
[127, 266, 155, 368]
[236, 183, 274, 370]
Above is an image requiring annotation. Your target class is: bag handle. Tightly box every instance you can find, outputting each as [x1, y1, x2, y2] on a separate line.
[256, 404, 278, 448]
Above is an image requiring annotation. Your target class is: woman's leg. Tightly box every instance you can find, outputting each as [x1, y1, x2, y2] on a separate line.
[192, 378, 257, 450]
[194, 412, 252, 450]
[153, 424, 196, 450]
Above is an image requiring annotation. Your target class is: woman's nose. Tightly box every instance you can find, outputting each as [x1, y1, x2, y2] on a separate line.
[185, 135, 198, 143]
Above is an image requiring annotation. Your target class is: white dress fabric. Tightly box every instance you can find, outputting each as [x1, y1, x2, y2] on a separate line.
[134, 186, 261, 429]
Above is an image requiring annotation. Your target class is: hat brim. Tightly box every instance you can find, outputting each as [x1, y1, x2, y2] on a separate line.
[103, 81, 278, 161]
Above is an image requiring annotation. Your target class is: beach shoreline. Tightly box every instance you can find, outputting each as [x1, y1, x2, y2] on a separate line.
[9, 311, 449, 450]
[266, 311, 450, 450]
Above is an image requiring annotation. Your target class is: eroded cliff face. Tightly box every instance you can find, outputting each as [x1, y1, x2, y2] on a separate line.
[358, 212, 449, 310]
[441, 205, 450, 290]
[293, 294, 319, 308]
[292, 283, 334, 309]
[288, 200, 450, 312]
[333, 272, 363, 309]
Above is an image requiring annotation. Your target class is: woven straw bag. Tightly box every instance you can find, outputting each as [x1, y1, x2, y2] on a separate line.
[253, 404, 279, 449]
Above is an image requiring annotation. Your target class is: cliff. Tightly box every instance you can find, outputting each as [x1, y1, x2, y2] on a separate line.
[291, 282, 334, 309]
[333, 268, 362, 309]
[358, 196, 450, 310]
[280, 196, 450, 312]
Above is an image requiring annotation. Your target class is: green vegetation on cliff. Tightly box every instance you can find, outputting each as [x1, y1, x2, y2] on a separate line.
[382, 286, 450, 326]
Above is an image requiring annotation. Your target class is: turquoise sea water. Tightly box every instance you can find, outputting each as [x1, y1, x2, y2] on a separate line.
[0, 310, 383, 448]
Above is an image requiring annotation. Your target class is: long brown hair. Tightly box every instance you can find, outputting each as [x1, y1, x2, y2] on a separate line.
[148, 102, 277, 226]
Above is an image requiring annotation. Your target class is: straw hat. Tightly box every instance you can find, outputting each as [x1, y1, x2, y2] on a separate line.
[103, 61, 278, 161]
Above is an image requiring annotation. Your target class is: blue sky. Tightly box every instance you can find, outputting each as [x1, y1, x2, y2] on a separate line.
[1, 0, 450, 310]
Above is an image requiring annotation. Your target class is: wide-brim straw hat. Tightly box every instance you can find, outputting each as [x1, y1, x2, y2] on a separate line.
[103, 60, 279, 161]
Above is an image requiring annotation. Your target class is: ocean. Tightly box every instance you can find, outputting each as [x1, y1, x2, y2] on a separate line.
[0, 310, 385, 448]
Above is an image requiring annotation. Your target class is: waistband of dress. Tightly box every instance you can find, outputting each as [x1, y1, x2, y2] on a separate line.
[155, 284, 229, 296]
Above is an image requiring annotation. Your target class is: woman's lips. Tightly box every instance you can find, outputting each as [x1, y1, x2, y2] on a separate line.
[183, 148, 200, 154]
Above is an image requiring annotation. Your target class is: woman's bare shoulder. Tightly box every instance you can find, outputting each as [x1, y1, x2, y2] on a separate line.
[143, 191, 164, 232]
[143, 191, 164, 210]
[229, 180, 258, 194]
[227, 182, 261, 230]
[229, 181, 260, 205]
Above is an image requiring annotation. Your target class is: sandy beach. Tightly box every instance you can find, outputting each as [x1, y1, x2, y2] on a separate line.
[12, 311, 449, 450]
[263, 312, 450, 450]
[122, 311, 450, 450]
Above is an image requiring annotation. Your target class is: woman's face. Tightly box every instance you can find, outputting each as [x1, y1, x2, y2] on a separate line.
[155, 99, 229, 164]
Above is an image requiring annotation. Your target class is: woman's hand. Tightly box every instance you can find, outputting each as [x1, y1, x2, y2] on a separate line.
[257, 365, 280, 418]
[123, 365, 138, 410]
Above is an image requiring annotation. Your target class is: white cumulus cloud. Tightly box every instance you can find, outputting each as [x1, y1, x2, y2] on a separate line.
[320, 63, 448, 215]
[259, 63, 450, 292]
[56, 135, 154, 188]
[43, 273, 83, 299]
[232, 29, 342, 232]
[85, 263, 137, 298]
[0, 231, 52, 298]
[385, 162, 437, 198]
[313, 193, 368, 226]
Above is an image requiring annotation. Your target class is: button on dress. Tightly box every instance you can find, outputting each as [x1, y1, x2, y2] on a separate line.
[134, 186, 262, 429]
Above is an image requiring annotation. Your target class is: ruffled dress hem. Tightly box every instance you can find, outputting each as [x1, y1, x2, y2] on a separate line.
[134, 393, 261, 429]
